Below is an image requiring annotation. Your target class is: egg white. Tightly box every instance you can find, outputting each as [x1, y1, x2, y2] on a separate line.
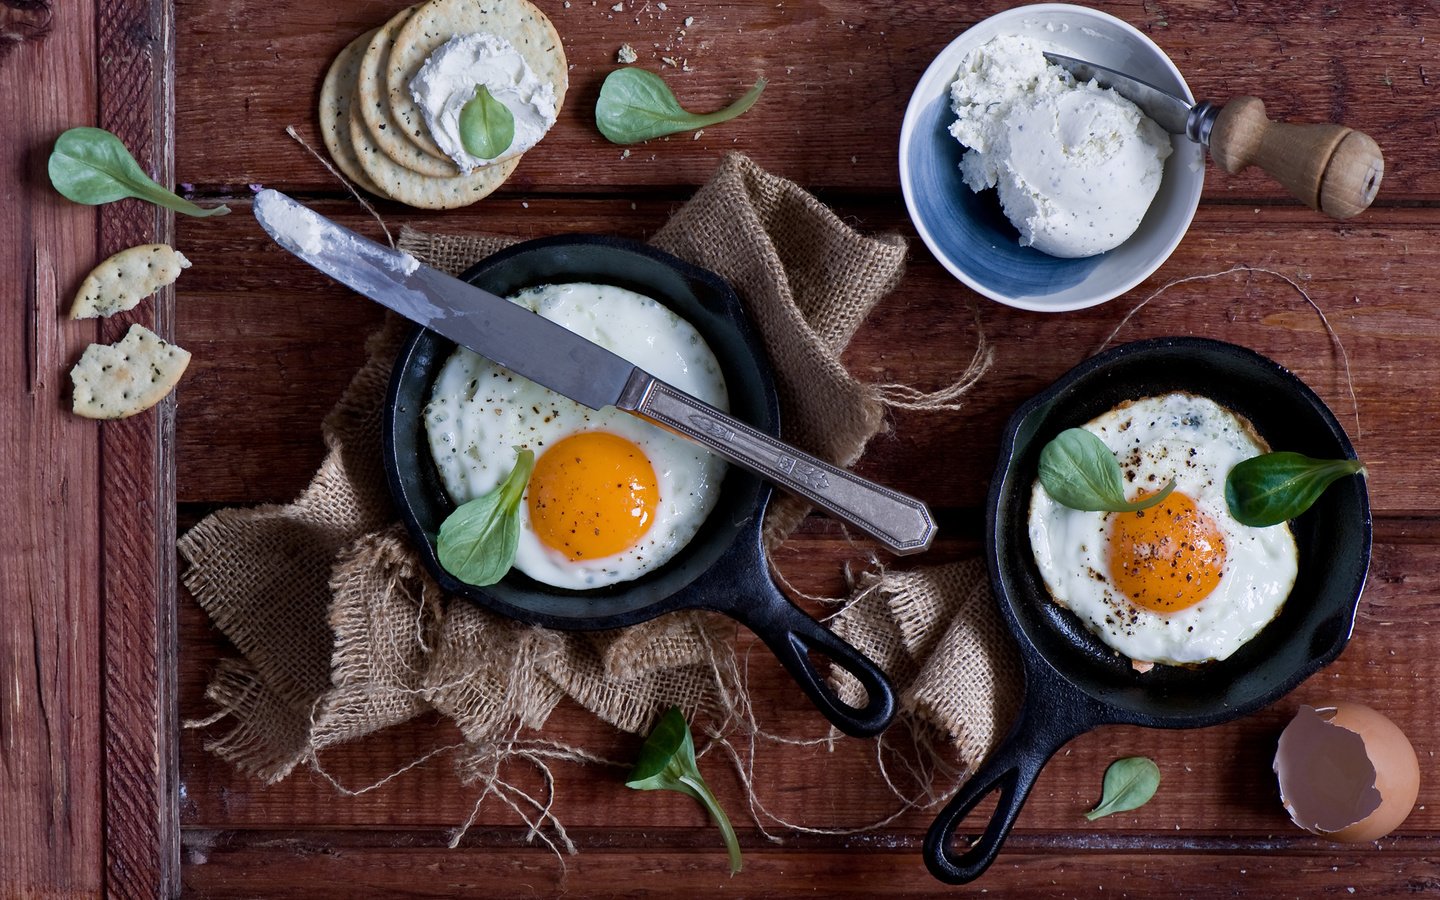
[424, 282, 729, 589]
[1027, 392, 1299, 666]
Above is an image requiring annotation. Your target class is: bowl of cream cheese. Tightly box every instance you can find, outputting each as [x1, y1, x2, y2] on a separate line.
[899, 3, 1205, 312]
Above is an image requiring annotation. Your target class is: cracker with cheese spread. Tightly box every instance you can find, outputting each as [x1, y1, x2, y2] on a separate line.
[70, 323, 191, 419]
[385, 0, 567, 170]
[69, 243, 190, 320]
[347, 95, 520, 209]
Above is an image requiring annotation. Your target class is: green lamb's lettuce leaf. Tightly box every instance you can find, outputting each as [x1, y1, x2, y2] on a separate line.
[1038, 428, 1175, 513]
[436, 448, 535, 586]
[49, 127, 229, 217]
[627, 707, 742, 875]
[1085, 756, 1161, 821]
[596, 68, 766, 144]
[458, 86, 516, 159]
[1225, 452, 1366, 527]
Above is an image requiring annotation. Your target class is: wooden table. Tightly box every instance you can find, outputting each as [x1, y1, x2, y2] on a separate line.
[6, 0, 1439, 896]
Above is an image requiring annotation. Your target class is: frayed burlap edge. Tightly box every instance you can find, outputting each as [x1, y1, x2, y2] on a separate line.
[181, 152, 1014, 842]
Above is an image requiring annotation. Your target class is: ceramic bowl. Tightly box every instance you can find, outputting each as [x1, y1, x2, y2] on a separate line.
[899, 3, 1206, 312]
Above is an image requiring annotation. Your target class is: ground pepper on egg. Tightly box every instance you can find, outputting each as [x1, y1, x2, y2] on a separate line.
[1028, 393, 1298, 667]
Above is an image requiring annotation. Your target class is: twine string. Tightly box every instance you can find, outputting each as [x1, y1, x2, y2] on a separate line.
[1097, 263, 1362, 445]
[284, 124, 395, 249]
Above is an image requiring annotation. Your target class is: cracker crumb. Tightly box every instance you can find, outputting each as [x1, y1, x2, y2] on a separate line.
[617, 42, 638, 63]
[662, 56, 678, 67]
[611, 1, 623, 10]
[684, 15, 694, 26]
[693, 129, 703, 140]
[621, 148, 631, 159]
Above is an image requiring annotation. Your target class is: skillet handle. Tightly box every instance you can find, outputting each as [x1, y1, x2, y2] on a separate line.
[727, 592, 897, 738]
[923, 698, 1083, 884]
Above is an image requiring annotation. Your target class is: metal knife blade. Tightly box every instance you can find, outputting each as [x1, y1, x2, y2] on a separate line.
[253, 189, 643, 412]
[252, 190, 936, 554]
[1043, 52, 1218, 146]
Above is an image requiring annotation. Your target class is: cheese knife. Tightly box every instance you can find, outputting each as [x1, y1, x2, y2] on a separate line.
[252, 189, 935, 555]
[1044, 52, 1384, 220]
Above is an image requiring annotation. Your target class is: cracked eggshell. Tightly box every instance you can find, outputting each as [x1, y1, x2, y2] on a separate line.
[1274, 702, 1420, 843]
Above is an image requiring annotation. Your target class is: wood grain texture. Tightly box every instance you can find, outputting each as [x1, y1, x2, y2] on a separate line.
[178, 834, 1440, 898]
[19, 0, 1428, 892]
[3, 0, 183, 893]
[151, 0, 1440, 895]
[0, 0, 53, 56]
[173, 0, 1436, 200]
[174, 528, 1438, 835]
[96, 0, 181, 893]
[0, 3, 104, 897]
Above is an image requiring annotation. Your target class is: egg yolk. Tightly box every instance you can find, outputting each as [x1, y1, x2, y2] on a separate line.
[527, 431, 658, 560]
[1107, 490, 1226, 613]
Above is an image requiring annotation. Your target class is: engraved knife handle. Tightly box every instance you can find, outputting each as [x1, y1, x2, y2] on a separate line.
[630, 378, 936, 555]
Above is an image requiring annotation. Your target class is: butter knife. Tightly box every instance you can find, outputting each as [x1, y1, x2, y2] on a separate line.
[1044, 52, 1384, 220]
[253, 189, 936, 555]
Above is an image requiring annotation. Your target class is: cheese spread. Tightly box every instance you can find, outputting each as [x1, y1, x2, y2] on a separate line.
[409, 32, 558, 173]
[948, 35, 1173, 258]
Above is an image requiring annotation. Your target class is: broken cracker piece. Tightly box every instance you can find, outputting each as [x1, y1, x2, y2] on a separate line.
[70, 323, 191, 419]
[70, 243, 191, 320]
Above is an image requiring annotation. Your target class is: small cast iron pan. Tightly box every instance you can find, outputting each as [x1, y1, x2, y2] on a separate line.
[382, 234, 896, 738]
[924, 337, 1371, 884]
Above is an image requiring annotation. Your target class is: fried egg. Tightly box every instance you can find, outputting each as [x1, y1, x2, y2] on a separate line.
[1027, 392, 1299, 666]
[424, 282, 729, 590]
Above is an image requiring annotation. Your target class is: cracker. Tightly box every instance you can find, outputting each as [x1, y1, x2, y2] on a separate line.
[71, 323, 191, 420]
[348, 94, 520, 209]
[319, 28, 387, 197]
[386, 0, 568, 168]
[356, 6, 461, 177]
[69, 243, 190, 320]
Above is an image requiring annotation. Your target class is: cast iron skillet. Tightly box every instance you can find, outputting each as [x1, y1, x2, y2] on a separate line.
[924, 337, 1371, 884]
[382, 234, 896, 738]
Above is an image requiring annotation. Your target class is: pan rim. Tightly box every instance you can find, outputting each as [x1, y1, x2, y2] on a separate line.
[986, 335, 1373, 729]
[382, 233, 782, 631]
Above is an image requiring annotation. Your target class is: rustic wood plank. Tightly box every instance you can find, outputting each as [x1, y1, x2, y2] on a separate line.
[96, 0, 182, 892]
[176, 201, 1431, 512]
[172, 0, 1432, 200]
[0, 1, 53, 52]
[0, 5, 104, 898]
[165, 0, 1440, 894]
[176, 527, 1439, 839]
[177, 832, 1440, 898]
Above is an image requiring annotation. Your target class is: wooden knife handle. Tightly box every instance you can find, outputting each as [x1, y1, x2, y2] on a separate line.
[1208, 96, 1384, 219]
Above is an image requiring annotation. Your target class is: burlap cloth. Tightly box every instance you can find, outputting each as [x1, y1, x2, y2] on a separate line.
[180, 153, 1021, 814]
